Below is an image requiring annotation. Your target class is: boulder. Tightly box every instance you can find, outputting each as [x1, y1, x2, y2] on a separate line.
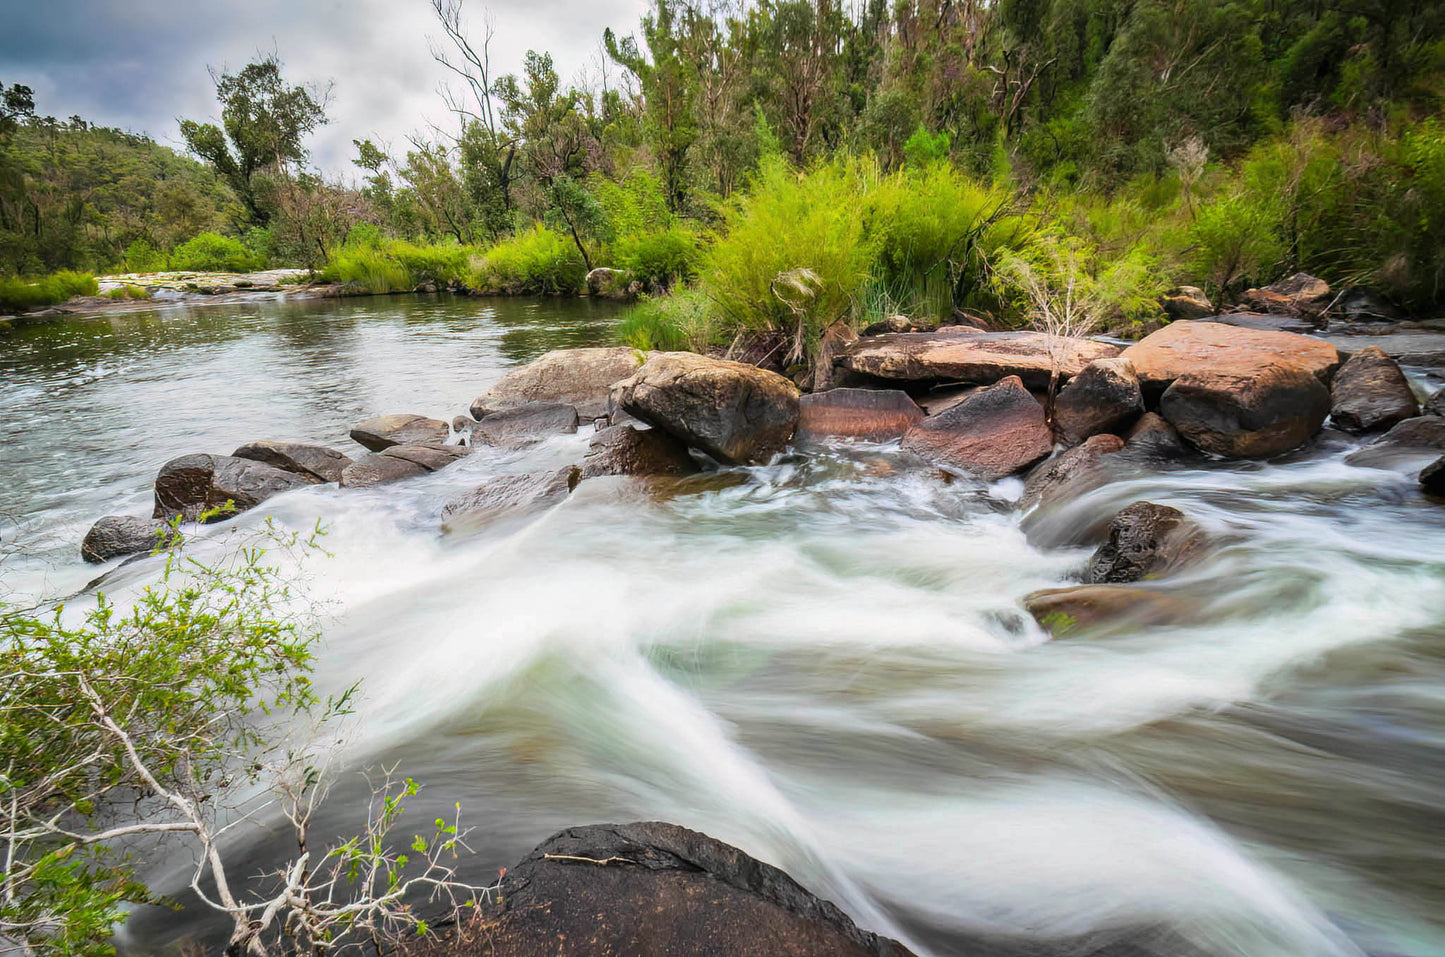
[349, 413, 450, 452]
[1024, 584, 1195, 638]
[1241, 272, 1331, 318]
[81, 516, 180, 564]
[1120, 320, 1341, 397]
[1051, 357, 1144, 446]
[810, 320, 859, 392]
[586, 266, 637, 299]
[232, 440, 352, 483]
[1332, 287, 1403, 324]
[441, 467, 580, 530]
[1426, 388, 1445, 417]
[612, 352, 801, 465]
[1162, 286, 1213, 320]
[1122, 412, 1192, 462]
[795, 389, 924, 443]
[1019, 434, 1127, 513]
[1160, 366, 1331, 458]
[472, 347, 644, 421]
[1422, 456, 1445, 498]
[153, 454, 313, 522]
[340, 445, 470, 488]
[861, 315, 929, 336]
[916, 386, 978, 416]
[1087, 502, 1204, 584]
[474, 402, 580, 448]
[580, 425, 700, 479]
[838, 329, 1120, 390]
[381, 444, 471, 470]
[473, 822, 914, 957]
[1345, 417, 1445, 470]
[900, 375, 1053, 479]
[1329, 346, 1420, 433]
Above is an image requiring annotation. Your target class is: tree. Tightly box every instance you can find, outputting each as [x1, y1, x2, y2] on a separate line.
[180, 54, 328, 227]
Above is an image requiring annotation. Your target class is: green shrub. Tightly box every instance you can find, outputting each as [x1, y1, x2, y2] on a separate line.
[387, 241, 473, 286]
[617, 288, 720, 351]
[613, 225, 702, 287]
[170, 232, 258, 272]
[0, 271, 99, 312]
[321, 246, 413, 293]
[123, 239, 167, 273]
[470, 225, 586, 295]
[105, 283, 150, 300]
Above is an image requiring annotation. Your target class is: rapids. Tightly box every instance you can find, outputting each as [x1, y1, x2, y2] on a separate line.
[2, 295, 1444, 956]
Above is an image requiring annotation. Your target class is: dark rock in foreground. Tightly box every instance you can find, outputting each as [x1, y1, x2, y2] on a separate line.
[613, 352, 800, 465]
[1422, 456, 1445, 498]
[1087, 502, 1204, 584]
[581, 425, 699, 479]
[349, 413, 450, 452]
[795, 388, 924, 443]
[1160, 367, 1331, 458]
[441, 467, 580, 531]
[1329, 346, 1419, 434]
[81, 515, 181, 564]
[232, 440, 353, 483]
[1345, 417, 1445, 470]
[471, 822, 913, 957]
[153, 453, 313, 522]
[474, 401, 580, 448]
[1019, 434, 1126, 513]
[901, 375, 1052, 479]
[472, 347, 644, 421]
[1052, 357, 1143, 446]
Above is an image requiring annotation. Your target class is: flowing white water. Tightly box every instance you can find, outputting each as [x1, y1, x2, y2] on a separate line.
[3, 296, 1444, 956]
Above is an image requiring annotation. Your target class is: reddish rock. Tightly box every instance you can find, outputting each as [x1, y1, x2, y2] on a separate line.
[349, 413, 450, 452]
[1120, 320, 1341, 394]
[1052, 357, 1143, 446]
[795, 388, 924, 443]
[838, 329, 1119, 390]
[1329, 346, 1420, 433]
[1241, 272, 1331, 318]
[900, 375, 1053, 479]
[1160, 366, 1331, 458]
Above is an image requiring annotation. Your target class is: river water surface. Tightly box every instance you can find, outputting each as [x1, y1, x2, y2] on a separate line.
[3, 295, 1444, 956]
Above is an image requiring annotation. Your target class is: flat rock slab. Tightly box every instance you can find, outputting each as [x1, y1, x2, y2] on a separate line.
[153, 453, 313, 522]
[471, 347, 644, 421]
[1121, 320, 1341, 392]
[474, 401, 580, 448]
[441, 467, 580, 531]
[81, 515, 181, 564]
[839, 328, 1119, 390]
[1318, 332, 1445, 367]
[901, 375, 1052, 479]
[795, 388, 924, 443]
[1202, 313, 1318, 334]
[1019, 434, 1127, 514]
[1329, 347, 1419, 434]
[473, 822, 914, 957]
[349, 413, 450, 452]
[612, 352, 800, 465]
[339, 445, 468, 488]
[1345, 416, 1445, 470]
[581, 425, 699, 479]
[232, 440, 353, 483]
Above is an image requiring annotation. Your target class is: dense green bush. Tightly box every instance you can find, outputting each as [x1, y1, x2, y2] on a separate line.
[322, 246, 413, 293]
[170, 232, 258, 272]
[617, 288, 719, 351]
[470, 225, 586, 295]
[123, 239, 167, 273]
[612, 224, 702, 287]
[0, 270, 99, 312]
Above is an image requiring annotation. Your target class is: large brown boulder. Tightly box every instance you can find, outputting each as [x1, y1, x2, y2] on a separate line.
[441, 467, 580, 531]
[232, 440, 353, 483]
[81, 515, 181, 564]
[1329, 346, 1420, 433]
[796, 389, 924, 443]
[1240, 272, 1331, 318]
[1120, 320, 1340, 396]
[1087, 502, 1204, 584]
[349, 413, 450, 452]
[1160, 366, 1332, 458]
[1052, 357, 1143, 446]
[474, 402, 580, 448]
[612, 352, 801, 465]
[153, 454, 313, 522]
[837, 328, 1119, 390]
[472, 347, 644, 421]
[581, 425, 699, 479]
[470, 822, 913, 957]
[900, 375, 1052, 479]
[1345, 416, 1445, 470]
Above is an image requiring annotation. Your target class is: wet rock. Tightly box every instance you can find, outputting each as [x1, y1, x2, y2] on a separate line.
[861, 315, 929, 336]
[795, 388, 924, 443]
[441, 467, 580, 530]
[1162, 286, 1213, 320]
[1427, 388, 1445, 417]
[1422, 456, 1445, 498]
[381, 444, 470, 470]
[1052, 357, 1143, 446]
[475, 402, 580, 448]
[1241, 272, 1331, 319]
[81, 515, 181, 564]
[900, 375, 1053, 479]
[1204, 312, 1319, 335]
[1024, 584, 1195, 637]
[1122, 412, 1192, 462]
[1087, 502, 1204, 584]
[232, 440, 352, 483]
[1345, 416, 1445, 470]
[1160, 366, 1332, 458]
[474, 822, 914, 957]
[612, 352, 800, 465]
[580, 425, 700, 479]
[1317, 331, 1445, 368]
[1019, 434, 1127, 513]
[1120, 320, 1340, 399]
[471, 347, 644, 421]
[838, 329, 1120, 390]
[339, 453, 429, 488]
[349, 413, 450, 452]
[1329, 346, 1419, 434]
[916, 386, 979, 416]
[153, 454, 313, 522]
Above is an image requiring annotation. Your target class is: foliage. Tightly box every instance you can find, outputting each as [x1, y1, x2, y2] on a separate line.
[170, 232, 259, 272]
[617, 287, 719, 351]
[322, 236, 476, 294]
[470, 224, 586, 295]
[0, 270, 98, 313]
[612, 224, 702, 288]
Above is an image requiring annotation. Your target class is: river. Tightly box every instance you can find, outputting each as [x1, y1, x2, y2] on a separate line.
[3, 294, 1444, 956]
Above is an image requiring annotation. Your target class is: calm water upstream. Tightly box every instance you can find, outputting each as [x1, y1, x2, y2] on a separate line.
[3, 295, 1445, 956]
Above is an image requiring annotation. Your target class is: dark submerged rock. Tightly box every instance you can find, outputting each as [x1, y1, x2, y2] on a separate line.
[472, 821, 914, 957]
[795, 388, 924, 443]
[153, 453, 313, 522]
[1345, 416, 1445, 469]
[474, 402, 580, 448]
[232, 440, 353, 483]
[612, 352, 801, 465]
[900, 375, 1053, 479]
[1329, 346, 1419, 434]
[1087, 502, 1204, 584]
[349, 413, 450, 452]
[1052, 357, 1143, 446]
[580, 425, 699, 479]
[81, 515, 180, 564]
[441, 467, 580, 530]
[1019, 434, 1127, 513]
[1422, 456, 1445, 498]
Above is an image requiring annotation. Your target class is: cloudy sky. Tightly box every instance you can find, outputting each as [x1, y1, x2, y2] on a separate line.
[0, 0, 649, 179]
